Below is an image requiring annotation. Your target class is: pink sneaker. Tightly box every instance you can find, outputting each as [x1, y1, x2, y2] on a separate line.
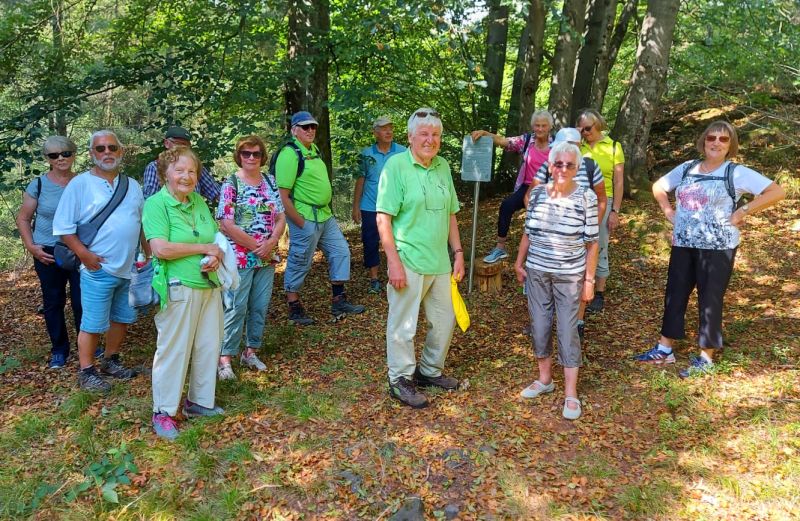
[152, 413, 179, 440]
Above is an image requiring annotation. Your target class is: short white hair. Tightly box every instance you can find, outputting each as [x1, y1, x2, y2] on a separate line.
[548, 141, 581, 164]
[88, 130, 123, 150]
[530, 110, 554, 128]
[407, 107, 443, 136]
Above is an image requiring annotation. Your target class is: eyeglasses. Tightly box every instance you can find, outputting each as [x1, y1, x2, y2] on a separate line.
[414, 110, 440, 119]
[298, 123, 318, 131]
[552, 161, 577, 170]
[705, 134, 731, 143]
[580, 126, 594, 133]
[239, 150, 263, 159]
[93, 144, 120, 153]
[45, 151, 74, 159]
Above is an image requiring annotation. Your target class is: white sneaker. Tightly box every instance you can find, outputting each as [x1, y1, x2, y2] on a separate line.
[563, 397, 582, 420]
[217, 363, 236, 381]
[520, 380, 555, 399]
[240, 351, 267, 371]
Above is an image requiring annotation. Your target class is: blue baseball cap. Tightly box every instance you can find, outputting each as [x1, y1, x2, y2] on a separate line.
[291, 111, 318, 127]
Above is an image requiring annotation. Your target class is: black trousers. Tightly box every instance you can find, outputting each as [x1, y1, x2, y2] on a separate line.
[497, 183, 529, 239]
[660, 246, 736, 349]
[34, 246, 82, 358]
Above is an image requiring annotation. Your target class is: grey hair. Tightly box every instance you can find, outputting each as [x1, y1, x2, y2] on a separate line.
[42, 135, 77, 156]
[407, 107, 443, 136]
[88, 130, 123, 150]
[530, 110, 554, 128]
[548, 141, 581, 164]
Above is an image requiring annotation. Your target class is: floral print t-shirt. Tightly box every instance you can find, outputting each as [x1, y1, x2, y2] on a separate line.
[216, 173, 284, 269]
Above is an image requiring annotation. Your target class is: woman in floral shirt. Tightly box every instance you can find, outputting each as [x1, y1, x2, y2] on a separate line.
[216, 135, 286, 380]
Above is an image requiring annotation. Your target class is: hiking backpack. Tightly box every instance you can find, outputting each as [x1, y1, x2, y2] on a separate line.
[679, 159, 739, 208]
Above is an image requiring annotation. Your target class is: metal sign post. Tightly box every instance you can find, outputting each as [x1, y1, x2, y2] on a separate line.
[460, 136, 493, 294]
[468, 180, 480, 293]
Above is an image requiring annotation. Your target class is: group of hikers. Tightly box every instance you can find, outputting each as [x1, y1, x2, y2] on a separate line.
[16, 106, 785, 438]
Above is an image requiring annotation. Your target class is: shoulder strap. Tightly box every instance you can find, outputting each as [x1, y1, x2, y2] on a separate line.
[89, 175, 129, 229]
[724, 161, 737, 203]
[583, 157, 596, 189]
[268, 139, 305, 181]
[262, 172, 277, 191]
[681, 159, 702, 181]
[36, 176, 42, 198]
[521, 132, 532, 156]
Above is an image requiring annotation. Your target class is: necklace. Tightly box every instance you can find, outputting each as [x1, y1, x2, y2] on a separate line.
[699, 161, 722, 174]
[177, 201, 199, 237]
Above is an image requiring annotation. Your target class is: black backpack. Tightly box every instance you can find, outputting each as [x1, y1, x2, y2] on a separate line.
[679, 159, 738, 208]
[544, 156, 597, 189]
[267, 138, 305, 182]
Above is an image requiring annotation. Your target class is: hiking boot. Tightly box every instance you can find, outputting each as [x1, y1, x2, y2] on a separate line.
[288, 300, 315, 325]
[414, 368, 459, 390]
[389, 377, 429, 409]
[182, 400, 224, 418]
[331, 294, 365, 318]
[101, 354, 136, 380]
[48, 353, 67, 369]
[152, 413, 179, 440]
[633, 344, 676, 365]
[483, 247, 508, 264]
[679, 356, 714, 379]
[586, 293, 605, 313]
[78, 367, 111, 394]
[240, 351, 267, 371]
[368, 279, 382, 294]
[217, 363, 237, 381]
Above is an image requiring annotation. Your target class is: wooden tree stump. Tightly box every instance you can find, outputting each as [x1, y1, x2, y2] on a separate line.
[474, 260, 504, 292]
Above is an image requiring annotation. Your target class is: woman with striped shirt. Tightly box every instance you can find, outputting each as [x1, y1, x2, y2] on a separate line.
[513, 141, 600, 420]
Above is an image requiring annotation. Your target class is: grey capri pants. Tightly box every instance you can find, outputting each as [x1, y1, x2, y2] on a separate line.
[525, 267, 583, 368]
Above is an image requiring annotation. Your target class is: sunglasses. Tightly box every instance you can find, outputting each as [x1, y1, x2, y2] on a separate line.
[45, 151, 74, 159]
[552, 161, 577, 170]
[580, 126, 594, 133]
[93, 144, 120, 153]
[298, 123, 318, 131]
[239, 150, 263, 159]
[705, 134, 731, 143]
[414, 110, 440, 119]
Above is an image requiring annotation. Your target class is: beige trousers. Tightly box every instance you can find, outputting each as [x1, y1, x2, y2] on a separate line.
[386, 267, 455, 383]
[152, 285, 223, 416]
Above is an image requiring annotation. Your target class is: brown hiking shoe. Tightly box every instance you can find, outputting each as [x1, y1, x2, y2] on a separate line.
[414, 369, 458, 390]
[389, 377, 429, 409]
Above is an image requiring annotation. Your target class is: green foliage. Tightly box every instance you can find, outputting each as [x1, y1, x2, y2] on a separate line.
[65, 443, 138, 504]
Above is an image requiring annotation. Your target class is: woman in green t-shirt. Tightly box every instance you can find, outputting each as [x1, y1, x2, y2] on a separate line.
[143, 146, 225, 440]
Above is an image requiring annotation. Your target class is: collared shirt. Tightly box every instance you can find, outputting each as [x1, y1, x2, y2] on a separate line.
[506, 134, 550, 188]
[52, 170, 144, 279]
[142, 160, 220, 202]
[142, 188, 220, 289]
[376, 149, 460, 275]
[356, 141, 407, 211]
[275, 138, 332, 222]
[580, 135, 624, 198]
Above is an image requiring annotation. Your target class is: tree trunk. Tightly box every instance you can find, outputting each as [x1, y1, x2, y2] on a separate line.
[51, 0, 67, 136]
[571, 0, 614, 122]
[547, 0, 587, 128]
[482, 0, 508, 134]
[590, 0, 638, 110]
[612, 0, 680, 196]
[497, 0, 546, 192]
[285, 0, 332, 177]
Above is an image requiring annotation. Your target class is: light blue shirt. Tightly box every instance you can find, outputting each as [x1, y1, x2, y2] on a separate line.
[357, 142, 406, 212]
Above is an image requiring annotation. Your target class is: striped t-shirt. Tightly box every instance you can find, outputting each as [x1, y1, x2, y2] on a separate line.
[524, 185, 599, 274]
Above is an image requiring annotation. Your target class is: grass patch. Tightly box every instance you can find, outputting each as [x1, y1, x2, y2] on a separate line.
[270, 384, 343, 421]
[616, 479, 678, 517]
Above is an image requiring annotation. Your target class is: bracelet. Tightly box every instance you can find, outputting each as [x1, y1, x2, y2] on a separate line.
[454, 249, 464, 255]
[585, 278, 595, 283]
[610, 208, 619, 213]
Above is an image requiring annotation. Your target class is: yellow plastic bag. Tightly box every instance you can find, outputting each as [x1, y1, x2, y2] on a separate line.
[451, 275, 470, 332]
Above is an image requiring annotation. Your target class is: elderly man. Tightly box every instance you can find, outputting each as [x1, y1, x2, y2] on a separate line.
[53, 130, 147, 393]
[277, 111, 365, 325]
[352, 116, 406, 294]
[376, 108, 465, 409]
[142, 126, 219, 202]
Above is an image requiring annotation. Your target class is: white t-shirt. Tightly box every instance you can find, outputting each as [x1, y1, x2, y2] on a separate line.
[53, 170, 144, 278]
[658, 160, 772, 250]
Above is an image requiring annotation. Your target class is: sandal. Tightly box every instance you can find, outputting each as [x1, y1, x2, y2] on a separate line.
[562, 397, 582, 420]
[520, 380, 555, 399]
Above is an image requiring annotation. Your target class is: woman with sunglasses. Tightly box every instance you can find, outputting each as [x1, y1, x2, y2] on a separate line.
[16, 136, 82, 369]
[576, 109, 624, 313]
[634, 121, 785, 377]
[143, 146, 226, 439]
[215, 136, 285, 380]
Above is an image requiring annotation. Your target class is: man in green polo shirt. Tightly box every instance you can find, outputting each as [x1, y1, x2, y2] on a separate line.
[276, 111, 365, 325]
[376, 107, 465, 409]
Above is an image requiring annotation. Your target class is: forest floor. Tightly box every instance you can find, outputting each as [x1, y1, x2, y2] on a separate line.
[1, 102, 799, 520]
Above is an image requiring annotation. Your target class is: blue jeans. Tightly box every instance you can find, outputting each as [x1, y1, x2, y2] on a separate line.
[34, 246, 82, 358]
[220, 266, 275, 356]
[284, 217, 351, 293]
[79, 268, 136, 333]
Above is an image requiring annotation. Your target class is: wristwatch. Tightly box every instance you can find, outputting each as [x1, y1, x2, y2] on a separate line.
[741, 204, 750, 213]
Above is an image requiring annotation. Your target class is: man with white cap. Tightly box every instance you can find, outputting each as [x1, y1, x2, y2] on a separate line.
[142, 126, 219, 202]
[352, 117, 406, 294]
[527, 127, 607, 343]
[276, 111, 365, 325]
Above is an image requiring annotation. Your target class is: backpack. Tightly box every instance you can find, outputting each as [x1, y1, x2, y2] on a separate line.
[679, 159, 738, 208]
[267, 138, 304, 182]
[544, 156, 597, 189]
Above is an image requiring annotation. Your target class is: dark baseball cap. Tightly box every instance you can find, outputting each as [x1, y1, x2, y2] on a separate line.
[165, 126, 192, 142]
[290, 111, 318, 127]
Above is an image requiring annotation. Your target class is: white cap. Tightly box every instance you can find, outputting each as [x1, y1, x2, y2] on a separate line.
[552, 127, 582, 146]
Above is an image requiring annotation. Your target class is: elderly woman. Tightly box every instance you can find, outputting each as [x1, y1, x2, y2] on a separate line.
[514, 141, 599, 420]
[471, 110, 553, 264]
[576, 109, 624, 312]
[16, 136, 82, 369]
[635, 121, 785, 377]
[216, 135, 286, 380]
[376, 108, 465, 409]
[143, 146, 225, 440]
